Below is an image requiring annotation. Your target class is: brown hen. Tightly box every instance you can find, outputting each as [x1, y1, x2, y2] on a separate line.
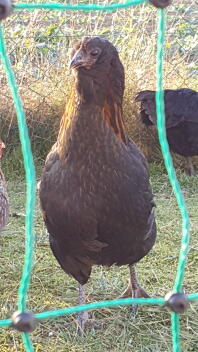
[39, 37, 156, 329]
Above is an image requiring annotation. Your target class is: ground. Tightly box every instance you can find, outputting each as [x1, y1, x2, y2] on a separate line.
[0, 163, 197, 352]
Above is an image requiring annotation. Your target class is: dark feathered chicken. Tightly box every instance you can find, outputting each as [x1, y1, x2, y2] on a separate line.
[136, 88, 198, 175]
[39, 37, 156, 328]
[0, 140, 9, 232]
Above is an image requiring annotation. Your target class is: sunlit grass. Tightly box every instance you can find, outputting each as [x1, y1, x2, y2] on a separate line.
[0, 165, 197, 351]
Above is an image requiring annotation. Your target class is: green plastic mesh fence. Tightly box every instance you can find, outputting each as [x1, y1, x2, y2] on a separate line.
[0, 1, 197, 352]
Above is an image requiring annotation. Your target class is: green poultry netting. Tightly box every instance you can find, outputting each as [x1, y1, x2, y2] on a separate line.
[0, 1, 197, 352]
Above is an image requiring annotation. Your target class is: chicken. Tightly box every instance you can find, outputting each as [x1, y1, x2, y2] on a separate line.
[0, 140, 9, 232]
[136, 88, 198, 175]
[39, 37, 156, 329]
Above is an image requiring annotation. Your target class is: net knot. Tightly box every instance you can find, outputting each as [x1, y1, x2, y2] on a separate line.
[149, 0, 172, 8]
[0, 0, 12, 20]
[12, 311, 37, 332]
[165, 291, 189, 314]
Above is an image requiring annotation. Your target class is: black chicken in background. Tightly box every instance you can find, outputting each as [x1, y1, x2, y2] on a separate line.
[136, 88, 198, 175]
[39, 37, 156, 330]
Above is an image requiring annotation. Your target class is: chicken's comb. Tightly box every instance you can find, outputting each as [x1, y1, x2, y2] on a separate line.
[0, 140, 5, 149]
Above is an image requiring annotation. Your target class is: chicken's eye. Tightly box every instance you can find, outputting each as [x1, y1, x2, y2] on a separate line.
[90, 50, 99, 57]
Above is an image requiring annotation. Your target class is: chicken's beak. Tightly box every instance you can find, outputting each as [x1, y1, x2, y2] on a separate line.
[70, 50, 84, 69]
[70, 50, 92, 70]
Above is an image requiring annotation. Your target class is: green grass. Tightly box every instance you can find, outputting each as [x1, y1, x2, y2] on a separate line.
[0, 164, 198, 351]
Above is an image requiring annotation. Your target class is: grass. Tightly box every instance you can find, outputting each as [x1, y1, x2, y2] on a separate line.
[0, 164, 197, 351]
[0, 1, 198, 350]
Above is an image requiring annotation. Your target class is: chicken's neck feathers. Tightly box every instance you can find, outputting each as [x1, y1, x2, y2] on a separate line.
[57, 68, 127, 157]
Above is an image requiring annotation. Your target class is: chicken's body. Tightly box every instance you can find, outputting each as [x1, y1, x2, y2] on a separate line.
[136, 88, 198, 175]
[0, 141, 9, 232]
[40, 104, 156, 284]
[39, 37, 156, 327]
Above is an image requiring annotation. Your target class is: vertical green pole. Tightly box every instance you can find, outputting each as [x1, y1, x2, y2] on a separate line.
[171, 313, 181, 352]
[0, 25, 35, 352]
[155, 8, 191, 352]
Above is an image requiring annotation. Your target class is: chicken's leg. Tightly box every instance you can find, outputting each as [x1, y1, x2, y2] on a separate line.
[77, 284, 89, 334]
[186, 157, 195, 176]
[120, 265, 149, 316]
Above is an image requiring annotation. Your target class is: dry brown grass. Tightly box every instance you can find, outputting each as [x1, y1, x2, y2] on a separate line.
[0, 1, 198, 174]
